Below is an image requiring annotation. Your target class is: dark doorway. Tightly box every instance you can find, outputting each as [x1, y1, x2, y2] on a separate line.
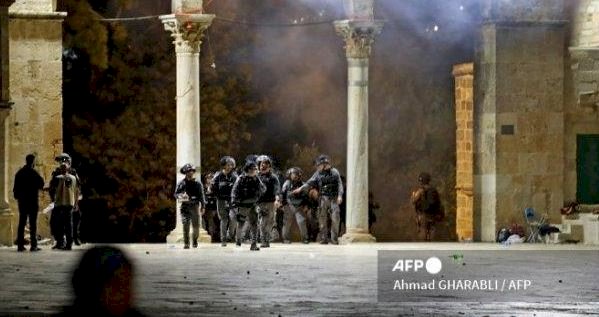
[577, 134, 599, 204]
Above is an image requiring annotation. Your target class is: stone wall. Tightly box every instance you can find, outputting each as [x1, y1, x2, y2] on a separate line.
[474, 0, 566, 241]
[453, 63, 474, 241]
[7, 0, 64, 239]
[571, 0, 599, 47]
[565, 0, 599, 203]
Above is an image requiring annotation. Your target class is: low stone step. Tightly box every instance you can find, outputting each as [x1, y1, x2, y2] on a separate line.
[561, 213, 599, 245]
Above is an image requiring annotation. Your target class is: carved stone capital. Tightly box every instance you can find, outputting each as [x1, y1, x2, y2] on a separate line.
[160, 14, 214, 54]
[334, 19, 383, 59]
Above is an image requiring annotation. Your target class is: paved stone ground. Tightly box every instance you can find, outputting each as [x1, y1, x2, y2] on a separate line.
[1, 242, 598, 316]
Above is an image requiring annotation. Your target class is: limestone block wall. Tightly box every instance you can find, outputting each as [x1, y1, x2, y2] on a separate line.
[565, 0, 599, 203]
[7, 0, 65, 238]
[571, 0, 599, 47]
[475, 0, 566, 241]
[453, 63, 474, 241]
[481, 0, 565, 22]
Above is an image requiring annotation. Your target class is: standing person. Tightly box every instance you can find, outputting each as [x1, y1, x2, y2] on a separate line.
[255, 155, 281, 248]
[13, 154, 45, 252]
[231, 161, 266, 251]
[203, 172, 218, 243]
[368, 192, 380, 234]
[293, 154, 343, 245]
[411, 172, 444, 241]
[49, 153, 80, 251]
[50, 162, 81, 245]
[280, 167, 309, 244]
[210, 156, 238, 247]
[174, 163, 206, 249]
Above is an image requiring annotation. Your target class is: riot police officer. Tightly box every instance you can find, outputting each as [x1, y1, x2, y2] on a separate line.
[231, 161, 266, 251]
[293, 155, 343, 244]
[256, 155, 281, 248]
[281, 167, 309, 244]
[210, 156, 238, 246]
[174, 164, 206, 249]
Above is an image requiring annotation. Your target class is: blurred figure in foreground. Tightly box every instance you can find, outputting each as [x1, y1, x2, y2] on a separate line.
[56, 246, 144, 317]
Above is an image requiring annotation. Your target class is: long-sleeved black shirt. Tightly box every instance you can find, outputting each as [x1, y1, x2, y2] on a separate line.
[281, 179, 308, 207]
[175, 177, 207, 206]
[13, 165, 44, 203]
[231, 174, 266, 207]
[301, 168, 344, 198]
[209, 171, 238, 200]
[257, 171, 281, 203]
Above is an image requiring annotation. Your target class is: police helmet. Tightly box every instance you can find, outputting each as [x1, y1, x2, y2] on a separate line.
[220, 156, 236, 168]
[286, 167, 303, 179]
[243, 161, 258, 173]
[315, 154, 330, 166]
[55, 153, 72, 163]
[180, 163, 196, 174]
[418, 172, 431, 184]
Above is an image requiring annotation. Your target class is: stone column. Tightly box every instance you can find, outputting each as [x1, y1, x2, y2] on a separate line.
[452, 63, 474, 242]
[0, 0, 14, 246]
[161, 11, 214, 244]
[335, 19, 382, 244]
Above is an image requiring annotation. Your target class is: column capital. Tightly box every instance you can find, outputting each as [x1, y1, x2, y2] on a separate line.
[334, 19, 383, 59]
[160, 13, 214, 54]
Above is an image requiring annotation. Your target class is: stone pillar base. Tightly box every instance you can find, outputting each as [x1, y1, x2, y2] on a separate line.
[340, 228, 376, 244]
[0, 210, 14, 246]
[166, 228, 212, 245]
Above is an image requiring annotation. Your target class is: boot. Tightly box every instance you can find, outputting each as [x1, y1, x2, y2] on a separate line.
[250, 243, 260, 251]
[236, 239, 242, 247]
[260, 241, 270, 248]
[192, 240, 198, 248]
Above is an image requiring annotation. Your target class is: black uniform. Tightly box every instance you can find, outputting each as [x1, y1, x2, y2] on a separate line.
[203, 181, 219, 242]
[210, 171, 238, 242]
[301, 168, 344, 243]
[174, 177, 206, 247]
[231, 174, 266, 246]
[13, 164, 44, 250]
[257, 171, 280, 244]
[281, 179, 309, 242]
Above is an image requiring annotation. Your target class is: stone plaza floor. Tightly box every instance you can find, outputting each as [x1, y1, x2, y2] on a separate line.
[1, 242, 598, 316]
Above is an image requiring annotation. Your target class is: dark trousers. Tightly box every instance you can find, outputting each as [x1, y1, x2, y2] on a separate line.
[181, 203, 200, 245]
[235, 205, 259, 244]
[216, 199, 235, 242]
[72, 210, 81, 242]
[17, 201, 38, 248]
[51, 205, 73, 247]
[318, 196, 340, 243]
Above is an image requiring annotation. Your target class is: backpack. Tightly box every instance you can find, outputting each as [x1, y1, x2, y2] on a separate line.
[418, 187, 442, 215]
